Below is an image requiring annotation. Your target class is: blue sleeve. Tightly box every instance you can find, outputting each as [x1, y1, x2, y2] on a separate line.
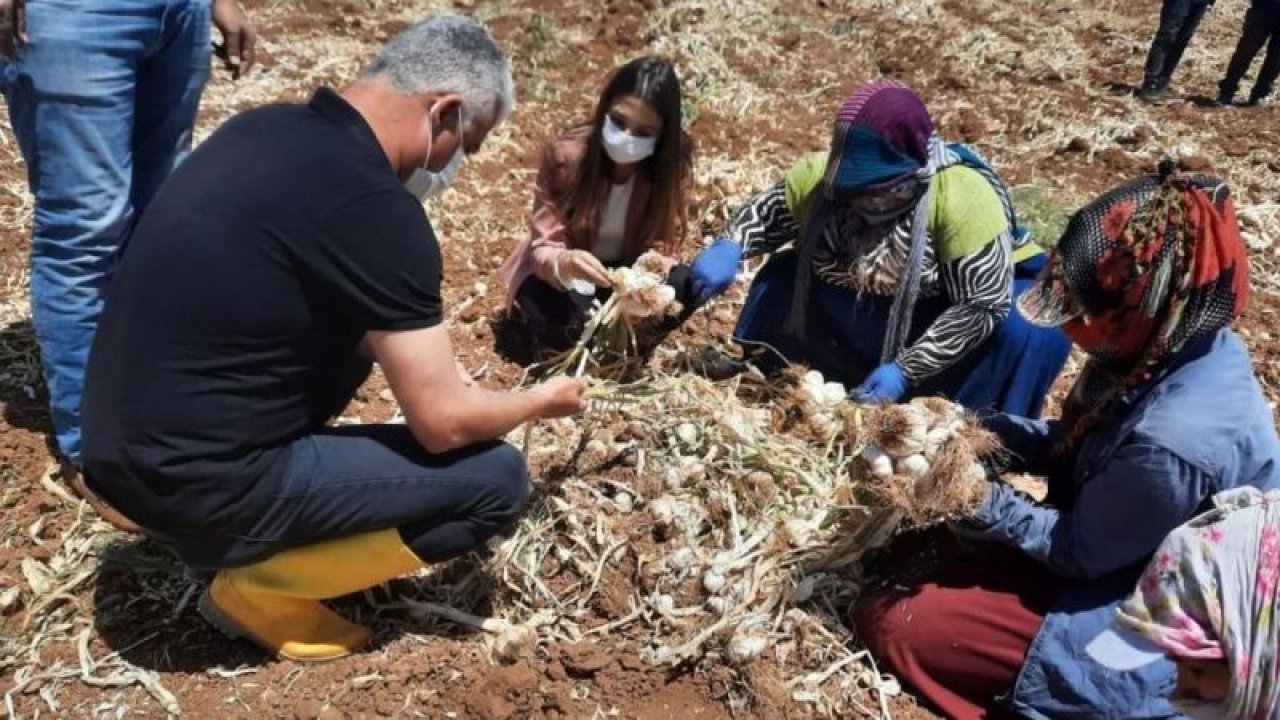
[963, 441, 1216, 579]
[982, 413, 1061, 476]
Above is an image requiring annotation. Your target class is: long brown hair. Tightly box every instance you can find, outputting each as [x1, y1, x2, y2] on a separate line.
[562, 56, 689, 260]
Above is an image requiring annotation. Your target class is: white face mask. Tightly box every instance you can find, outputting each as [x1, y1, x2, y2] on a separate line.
[406, 104, 465, 202]
[601, 114, 657, 165]
[1171, 699, 1231, 720]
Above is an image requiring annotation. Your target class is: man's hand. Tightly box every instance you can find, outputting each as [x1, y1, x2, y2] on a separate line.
[0, 0, 26, 61]
[530, 376, 588, 419]
[555, 249, 612, 289]
[212, 0, 256, 79]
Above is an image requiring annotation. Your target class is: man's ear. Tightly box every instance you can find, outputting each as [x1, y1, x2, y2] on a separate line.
[426, 93, 464, 139]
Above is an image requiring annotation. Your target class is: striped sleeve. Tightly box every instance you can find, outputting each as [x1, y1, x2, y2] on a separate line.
[896, 232, 1013, 382]
[726, 181, 803, 259]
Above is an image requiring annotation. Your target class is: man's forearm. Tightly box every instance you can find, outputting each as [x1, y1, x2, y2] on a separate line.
[408, 384, 543, 454]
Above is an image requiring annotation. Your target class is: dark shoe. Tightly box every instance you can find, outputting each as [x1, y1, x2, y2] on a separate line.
[62, 460, 142, 534]
[1214, 92, 1236, 108]
[684, 346, 747, 381]
[1138, 86, 1178, 104]
[1246, 95, 1273, 108]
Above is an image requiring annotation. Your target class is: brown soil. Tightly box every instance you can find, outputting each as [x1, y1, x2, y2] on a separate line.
[1, 0, 1275, 718]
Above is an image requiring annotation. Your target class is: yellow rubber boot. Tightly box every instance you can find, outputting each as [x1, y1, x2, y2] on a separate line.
[198, 528, 424, 661]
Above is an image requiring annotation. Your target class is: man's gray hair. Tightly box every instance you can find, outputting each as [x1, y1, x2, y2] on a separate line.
[362, 14, 515, 131]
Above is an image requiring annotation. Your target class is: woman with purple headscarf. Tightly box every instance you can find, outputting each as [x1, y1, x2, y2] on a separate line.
[688, 79, 1070, 417]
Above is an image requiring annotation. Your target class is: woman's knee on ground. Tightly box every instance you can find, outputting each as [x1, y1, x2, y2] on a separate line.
[853, 584, 953, 668]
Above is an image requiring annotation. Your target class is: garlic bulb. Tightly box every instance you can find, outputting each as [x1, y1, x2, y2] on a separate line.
[674, 422, 700, 449]
[870, 404, 930, 457]
[652, 645, 677, 665]
[651, 594, 676, 613]
[923, 427, 952, 461]
[862, 444, 893, 479]
[791, 575, 817, 603]
[491, 622, 537, 663]
[962, 461, 987, 486]
[897, 454, 930, 479]
[613, 254, 682, 321]
[614, 492, 634, 513]
[650, 496, 676, 524]
[784, 517, 817, 546]
[727, 626, 769, 664]
[702, 569, 728, 593]
[667, 547, 698, 571]
[662, 464, 684, 490]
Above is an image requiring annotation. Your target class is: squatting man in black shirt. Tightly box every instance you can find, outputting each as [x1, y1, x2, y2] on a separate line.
[80, 15, 587, 661]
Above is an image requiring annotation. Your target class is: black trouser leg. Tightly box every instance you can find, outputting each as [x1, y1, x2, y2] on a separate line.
[513, 275, 597, 352]
[1221, 4, 1275, 98]
[1144, 0, 1209, 88]
[1249, 9, 1280, 100]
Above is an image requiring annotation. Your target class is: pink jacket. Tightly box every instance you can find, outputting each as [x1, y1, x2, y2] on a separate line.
[498, 125, 691, 307]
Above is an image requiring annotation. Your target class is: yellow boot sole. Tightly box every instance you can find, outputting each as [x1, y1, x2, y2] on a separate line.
[198, 574, 370, 662]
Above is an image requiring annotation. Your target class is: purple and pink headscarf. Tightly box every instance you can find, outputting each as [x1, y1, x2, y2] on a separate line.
[823, 79, 935, 198]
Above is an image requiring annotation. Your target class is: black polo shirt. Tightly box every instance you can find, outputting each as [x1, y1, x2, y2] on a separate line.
[82, 88, 443, 534]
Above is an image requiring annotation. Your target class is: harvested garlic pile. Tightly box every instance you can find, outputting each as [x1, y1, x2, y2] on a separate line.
[611, 251, 682, 323]
[858, 397, 999, 522]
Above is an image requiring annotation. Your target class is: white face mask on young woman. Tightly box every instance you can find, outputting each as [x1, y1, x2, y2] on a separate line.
[406, 104, 466, 202]
[601, 114, 657, 165]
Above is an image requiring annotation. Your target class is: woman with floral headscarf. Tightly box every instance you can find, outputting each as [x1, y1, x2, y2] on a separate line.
[854, 161, 1280, 720]
[1088, 486, 1280, 720]
[687, 79, 1070, 416]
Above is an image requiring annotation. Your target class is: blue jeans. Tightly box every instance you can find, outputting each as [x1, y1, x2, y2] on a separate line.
[0, 0, 212, 461]
[154, 425, 532, 571]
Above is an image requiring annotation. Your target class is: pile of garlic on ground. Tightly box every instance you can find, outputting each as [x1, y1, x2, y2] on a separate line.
[403, 368, 1004, 716]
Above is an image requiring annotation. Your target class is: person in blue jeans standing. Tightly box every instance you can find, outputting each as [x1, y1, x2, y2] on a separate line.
[0, 0, 255, 483]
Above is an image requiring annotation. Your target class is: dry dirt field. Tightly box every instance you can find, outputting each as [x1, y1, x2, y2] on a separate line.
[1, 0, 1278, 718]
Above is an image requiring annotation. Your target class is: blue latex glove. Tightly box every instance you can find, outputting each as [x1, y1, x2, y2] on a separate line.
[689, 237, 743, 303]
[849, 363, 909, 404]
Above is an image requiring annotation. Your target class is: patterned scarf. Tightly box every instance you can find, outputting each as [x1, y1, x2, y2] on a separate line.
[787, 80, 1023, 365]
[1018, 162, 1250, 452]
[1116, 487, 1280, 719]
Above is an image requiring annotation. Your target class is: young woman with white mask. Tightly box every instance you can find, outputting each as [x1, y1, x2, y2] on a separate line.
[498, 56, 696, 352]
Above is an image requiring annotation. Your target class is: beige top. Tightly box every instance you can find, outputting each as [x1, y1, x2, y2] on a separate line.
[594, 178, 635, 264]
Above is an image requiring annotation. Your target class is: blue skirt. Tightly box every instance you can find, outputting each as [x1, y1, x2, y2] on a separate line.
[733, 251, 1071, 418]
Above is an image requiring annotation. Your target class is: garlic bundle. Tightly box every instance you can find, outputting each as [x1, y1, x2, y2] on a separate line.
[611, 251, 683, 322]
[794, 369, 849, 435]
[857, 396, 1000, 523]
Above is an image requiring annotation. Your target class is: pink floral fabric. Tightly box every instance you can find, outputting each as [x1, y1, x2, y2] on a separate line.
[1117, 487, 1280, 718]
